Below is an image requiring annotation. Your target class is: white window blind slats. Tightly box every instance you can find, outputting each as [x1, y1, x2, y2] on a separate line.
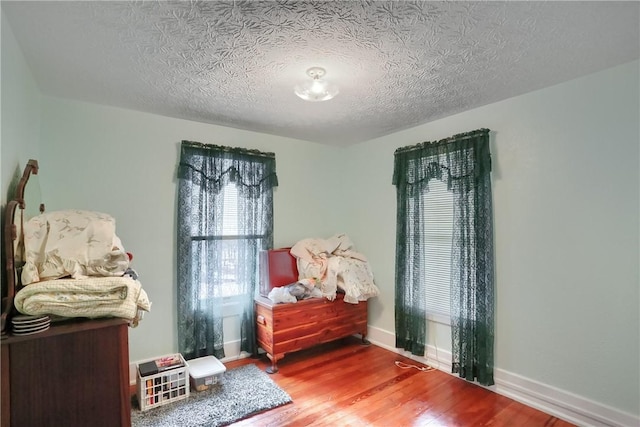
[221, 184, 238, 235]
[421, 179, 454, 320]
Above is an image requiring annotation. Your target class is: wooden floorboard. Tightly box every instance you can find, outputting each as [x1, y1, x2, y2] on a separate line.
[223, 337, 575, 427]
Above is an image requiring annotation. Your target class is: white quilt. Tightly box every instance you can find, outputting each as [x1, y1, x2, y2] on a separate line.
[14, 276, 151, 323]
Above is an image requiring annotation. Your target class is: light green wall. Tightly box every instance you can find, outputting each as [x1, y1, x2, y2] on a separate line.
[341, 60, 640, 416]
[2, 14, 638, 419]
[36, 96, 343, 361]
[1, 11, 41, 205]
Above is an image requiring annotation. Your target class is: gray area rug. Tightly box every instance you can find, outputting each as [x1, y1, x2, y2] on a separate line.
[132, 364, 292, 427]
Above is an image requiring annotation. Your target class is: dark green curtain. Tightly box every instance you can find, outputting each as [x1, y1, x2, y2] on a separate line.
[177, 140, 278, 360]
[393, 128, 495, 386]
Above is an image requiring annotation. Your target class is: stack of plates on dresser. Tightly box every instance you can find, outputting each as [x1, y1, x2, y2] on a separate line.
[11, 314, 51, 336]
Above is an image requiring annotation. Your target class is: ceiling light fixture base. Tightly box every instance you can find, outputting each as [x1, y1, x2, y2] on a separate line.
[306, 67, 326, 79]
[294, 67, 339, 102]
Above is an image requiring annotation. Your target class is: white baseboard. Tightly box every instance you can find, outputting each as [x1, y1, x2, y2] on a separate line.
[366, 325, 639, 427]
[494, 369, 639, 427]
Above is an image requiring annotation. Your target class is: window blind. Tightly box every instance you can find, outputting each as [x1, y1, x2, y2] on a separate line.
[421, 179, 453, 320]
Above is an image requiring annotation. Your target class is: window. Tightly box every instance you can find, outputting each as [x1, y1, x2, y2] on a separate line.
[420, 179, 453, 323]
[402, 177, 453, 325]
[196, 183, 264, 300]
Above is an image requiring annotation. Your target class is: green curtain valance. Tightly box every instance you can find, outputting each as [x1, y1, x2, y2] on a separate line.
[178, 140, 278, 197]
[392, 128, 491, 193]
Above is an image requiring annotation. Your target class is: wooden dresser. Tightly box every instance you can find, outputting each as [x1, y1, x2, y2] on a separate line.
[1, 318, 131, 427]
[255, 294, 368, 373]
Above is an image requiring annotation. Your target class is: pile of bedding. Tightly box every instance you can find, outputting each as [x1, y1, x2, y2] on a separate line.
[290, 234, 379, 304]
[15, 209, 151, 325]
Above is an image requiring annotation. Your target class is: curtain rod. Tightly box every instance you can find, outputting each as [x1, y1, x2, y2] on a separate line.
[181, 140, 276, 159]
[394, 128, 490, 155]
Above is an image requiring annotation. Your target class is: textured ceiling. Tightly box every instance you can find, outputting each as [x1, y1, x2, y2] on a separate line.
[2, 1, 639, 146]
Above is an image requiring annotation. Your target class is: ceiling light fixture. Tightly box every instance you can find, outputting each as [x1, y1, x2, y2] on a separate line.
[294, 67, 339, 102]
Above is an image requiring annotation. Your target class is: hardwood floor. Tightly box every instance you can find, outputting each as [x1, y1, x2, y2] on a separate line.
[224, 337, 575, 427]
